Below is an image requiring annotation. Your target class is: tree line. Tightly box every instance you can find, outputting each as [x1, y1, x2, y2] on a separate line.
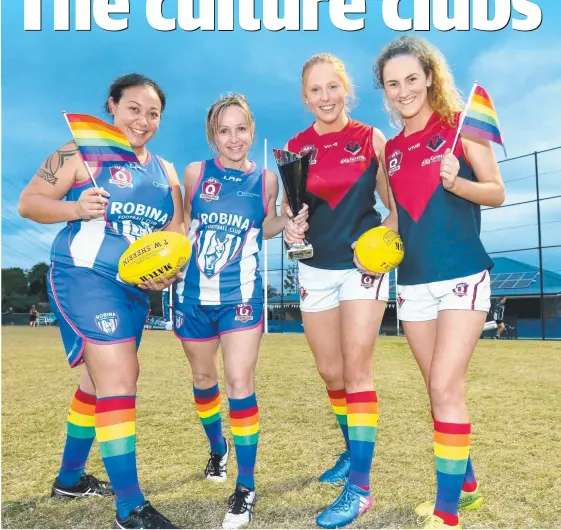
[1, 262, 162, 316]
[1, 260, 300, 315]
[2, 263, 50, 313]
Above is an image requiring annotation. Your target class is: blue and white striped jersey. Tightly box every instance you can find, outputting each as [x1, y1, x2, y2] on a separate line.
[175, 158, 267, 305]
[50, 153, 175, 280]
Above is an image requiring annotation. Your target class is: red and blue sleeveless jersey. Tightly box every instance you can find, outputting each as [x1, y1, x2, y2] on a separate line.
[175, 158, 267, 305]
[50, 153, 175, 280]
[385, 112, 493, 285]
[288, 119, 382, 270]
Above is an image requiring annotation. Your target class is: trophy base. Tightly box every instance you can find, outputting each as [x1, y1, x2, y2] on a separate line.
[287, 243, 314, 260]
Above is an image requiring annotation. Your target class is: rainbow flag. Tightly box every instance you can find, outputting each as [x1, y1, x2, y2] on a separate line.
[64, 113, 140, 165]
[460, 83, 506, 156]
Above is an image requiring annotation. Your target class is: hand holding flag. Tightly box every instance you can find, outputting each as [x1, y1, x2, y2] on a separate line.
[452, 81, 507, 158]
[439, 148, 461, 190]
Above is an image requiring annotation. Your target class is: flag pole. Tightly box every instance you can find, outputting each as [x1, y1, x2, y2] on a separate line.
[169, 286, 173, 325]
[62, 111, 100, 189]
[395, 267, 400, 336]
[263, 137, 269, 334]
[451, 81, 478, 153]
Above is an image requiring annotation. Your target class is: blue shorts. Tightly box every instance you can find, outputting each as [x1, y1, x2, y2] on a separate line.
[173, 302, 263, 341]
[47, 263, 149, 367]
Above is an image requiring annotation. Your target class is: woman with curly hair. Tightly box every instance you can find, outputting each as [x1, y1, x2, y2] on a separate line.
[374, 36, 505, 528]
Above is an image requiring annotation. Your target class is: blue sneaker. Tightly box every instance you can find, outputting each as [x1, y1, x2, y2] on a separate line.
[319, 451, 350, 487]
[316, 482, 372, 528]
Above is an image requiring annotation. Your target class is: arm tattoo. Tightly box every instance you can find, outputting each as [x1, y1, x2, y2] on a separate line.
[37, 146, 78, 185]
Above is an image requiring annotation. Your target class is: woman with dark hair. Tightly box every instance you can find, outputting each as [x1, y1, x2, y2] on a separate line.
[19, 73, 183, 529]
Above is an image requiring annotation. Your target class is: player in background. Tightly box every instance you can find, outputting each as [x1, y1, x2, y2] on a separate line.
[29, 305, 39, 328]
[493, 297, 507, 339]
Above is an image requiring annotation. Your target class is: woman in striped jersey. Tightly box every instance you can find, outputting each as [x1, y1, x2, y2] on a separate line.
[19, 74, 183, 529]
[173, 93, 307, 530]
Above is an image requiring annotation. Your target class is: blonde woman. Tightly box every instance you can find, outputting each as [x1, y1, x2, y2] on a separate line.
[283, 53, 397, 529]
[173, 94, 306, 529]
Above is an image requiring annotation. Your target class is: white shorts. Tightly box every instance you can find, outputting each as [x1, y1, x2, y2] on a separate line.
[397, 270, 491, 322]
[298, 262, 389, 313]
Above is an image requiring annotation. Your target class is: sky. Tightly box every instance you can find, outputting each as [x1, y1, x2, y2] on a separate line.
[2, 0, 560, 293]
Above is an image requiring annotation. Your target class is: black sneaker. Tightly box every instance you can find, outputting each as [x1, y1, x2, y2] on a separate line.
[51, 474, 114, 499]
[222, 484, 256, 529]
[204, 438, 229, 482]
[114, 501, 176, 529]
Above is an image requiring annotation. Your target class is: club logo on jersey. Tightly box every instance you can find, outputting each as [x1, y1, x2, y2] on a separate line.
[201, 231, 235, 277]
[174, 310, 184, 329]
[300, 286, 308, 300]
[200, 178, 222, 202]
[234, 304, 254, 323]
[453, 282, 469, 297]
[427, 133, 446, 152]
[300, 144, 318, 165]
[109, 167, 133, 188]
[196, 213, 251, 277]
[361, 274, 375, 289]
[95, 312, 119, 334]
[345, 141, 362, 155]
[388, 150, 403, 176]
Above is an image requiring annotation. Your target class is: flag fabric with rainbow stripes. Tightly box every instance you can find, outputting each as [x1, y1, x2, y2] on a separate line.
[64, 113, 140, 165]
[458, 83, 506, 156]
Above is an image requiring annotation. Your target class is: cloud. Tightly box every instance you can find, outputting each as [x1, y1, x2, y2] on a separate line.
[469, 40, 561, 158]
[1, 230, 53, 270]
[469, 43, 561, 99]
[499, 81, 561, 157]
[1, 199, 60, 269]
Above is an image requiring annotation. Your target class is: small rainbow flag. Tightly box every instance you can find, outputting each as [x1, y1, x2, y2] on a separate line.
[64, 113, 140, 165]
[458, 82, 506, 156]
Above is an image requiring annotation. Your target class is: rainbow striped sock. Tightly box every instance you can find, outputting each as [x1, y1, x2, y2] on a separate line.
[462, 456, 478, 492]
[327, 388, 350, 450]
[347, 390, 378, 492]
[432, 411, 478, 493]
[95, 396, 144, 519]
[194, 384, 226, 455]
[229, 394, 259, 490]
[433, 420, 471, 526]
[57, 388, 96, 487]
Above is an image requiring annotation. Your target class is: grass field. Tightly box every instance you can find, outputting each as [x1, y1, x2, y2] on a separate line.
[2, 327, 560, 529]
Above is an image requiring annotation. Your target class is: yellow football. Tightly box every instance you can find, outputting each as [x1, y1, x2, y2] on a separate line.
[118, 231, 192, 285]
[355, 226, 405, 274]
